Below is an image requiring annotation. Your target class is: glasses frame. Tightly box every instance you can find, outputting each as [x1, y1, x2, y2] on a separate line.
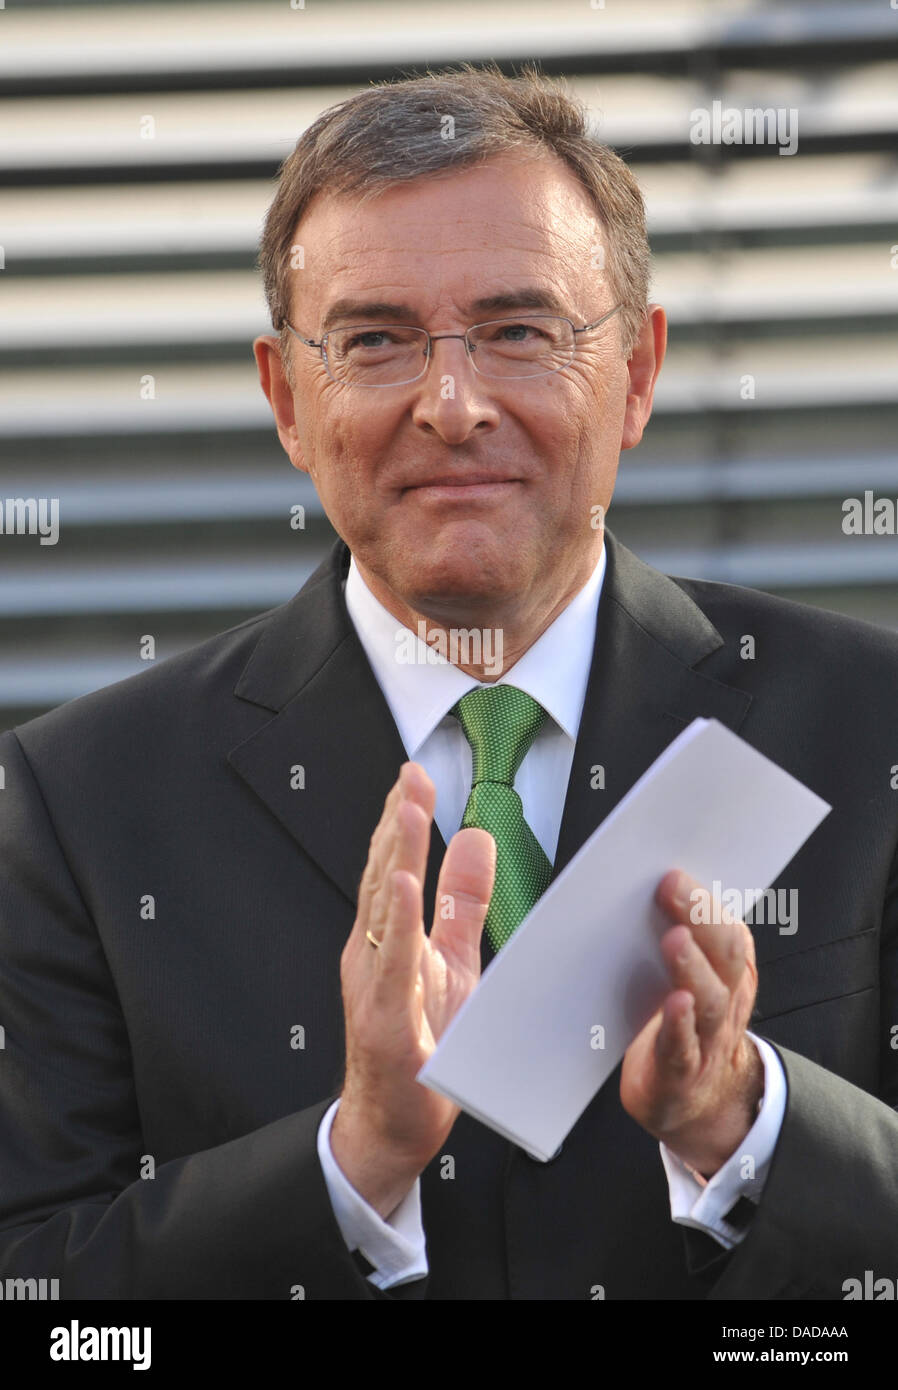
[282, 303, 623, 387]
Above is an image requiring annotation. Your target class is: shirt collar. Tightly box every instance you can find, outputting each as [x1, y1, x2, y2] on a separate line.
[344, 547, 606, 757]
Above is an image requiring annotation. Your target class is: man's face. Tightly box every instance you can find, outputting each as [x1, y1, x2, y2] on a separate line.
[256, 153, 665, 629]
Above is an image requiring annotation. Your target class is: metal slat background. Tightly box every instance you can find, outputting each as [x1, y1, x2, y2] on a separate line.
[1, 0, 896, 731]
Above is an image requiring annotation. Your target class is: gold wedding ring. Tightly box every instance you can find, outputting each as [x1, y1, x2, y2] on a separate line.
[365, 928, 382, 949]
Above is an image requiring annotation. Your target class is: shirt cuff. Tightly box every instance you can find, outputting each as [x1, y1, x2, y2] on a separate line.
[316, 1098, 429, 1290]
[658, 1033, 787, 1250]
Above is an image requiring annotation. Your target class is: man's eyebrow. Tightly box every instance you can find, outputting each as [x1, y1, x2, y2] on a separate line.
[319, 288, 570, 333]
[469, 288, 569, 317]
[320, 300, 416, 332]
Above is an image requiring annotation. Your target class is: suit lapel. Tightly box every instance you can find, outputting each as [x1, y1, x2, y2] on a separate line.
[226, 539, 446, 914]
[552, 531, 753, 880]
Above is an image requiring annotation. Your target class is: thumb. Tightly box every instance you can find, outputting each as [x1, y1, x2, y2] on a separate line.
[429, 826, 496, 970]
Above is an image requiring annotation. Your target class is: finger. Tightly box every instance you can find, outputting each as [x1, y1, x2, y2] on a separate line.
[657, 870, 753, 991]
[353, 763, 434, 948]
[397, 760, 437, 820]
[374, 861, 426, 994]
[368, 790, 431, 961]
[660, 925, 730, 1046]
[654, 989, 701, 1090]
[368, 766, 438, 993]
[369, 765, 433, 936]
[429, 827, 496, 973]
[352, 778, 404, 944]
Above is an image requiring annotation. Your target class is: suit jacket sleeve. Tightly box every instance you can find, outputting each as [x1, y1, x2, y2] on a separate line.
[705, 837, 898, 1299]
[0, 729, 423, 1300]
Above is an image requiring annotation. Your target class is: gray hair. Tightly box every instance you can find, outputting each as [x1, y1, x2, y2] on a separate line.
[259, 63, 650, 380]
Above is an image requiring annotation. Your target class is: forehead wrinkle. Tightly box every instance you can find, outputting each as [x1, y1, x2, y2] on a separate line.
[296, 153, 604, 263]
[298, 208, 601, 328]
[317, 193, 597, 257]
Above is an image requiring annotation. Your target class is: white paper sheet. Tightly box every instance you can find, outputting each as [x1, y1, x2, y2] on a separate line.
[417, 717, 831, 1160]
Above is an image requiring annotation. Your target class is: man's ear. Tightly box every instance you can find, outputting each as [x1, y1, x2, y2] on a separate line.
[620, 304, 667, 452]
[253, 334, 309, 475]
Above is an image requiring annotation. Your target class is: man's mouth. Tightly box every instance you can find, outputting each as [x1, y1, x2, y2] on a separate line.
[405, 474, 520, 495]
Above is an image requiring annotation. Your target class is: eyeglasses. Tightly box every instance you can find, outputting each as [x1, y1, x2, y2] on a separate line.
[283, 304, 622, 388]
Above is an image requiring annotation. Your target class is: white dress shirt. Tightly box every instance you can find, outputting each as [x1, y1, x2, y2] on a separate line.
[316, 546, 787, 1289]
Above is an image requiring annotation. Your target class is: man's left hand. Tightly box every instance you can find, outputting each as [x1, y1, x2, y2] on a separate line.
[620, 869, 765, 1178]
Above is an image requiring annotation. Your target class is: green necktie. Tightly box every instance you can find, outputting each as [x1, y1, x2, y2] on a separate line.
[451, 685, 553, 952]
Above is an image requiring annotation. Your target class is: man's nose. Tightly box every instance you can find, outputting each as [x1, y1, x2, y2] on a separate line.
[409, 334, 501, 441]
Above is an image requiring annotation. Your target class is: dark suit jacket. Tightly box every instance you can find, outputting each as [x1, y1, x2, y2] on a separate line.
[1, 530, 898, 1300]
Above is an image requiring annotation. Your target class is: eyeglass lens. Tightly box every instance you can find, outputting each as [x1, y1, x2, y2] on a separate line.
[325, 317, 577, 385]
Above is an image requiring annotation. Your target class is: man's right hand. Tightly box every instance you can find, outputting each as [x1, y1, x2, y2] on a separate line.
[330, 761, 496, 1220]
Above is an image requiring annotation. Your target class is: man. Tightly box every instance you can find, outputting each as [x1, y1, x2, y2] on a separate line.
[1, 66, 897, 1301]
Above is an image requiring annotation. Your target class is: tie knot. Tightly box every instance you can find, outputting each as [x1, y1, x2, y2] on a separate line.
[451, 685, 547, 786]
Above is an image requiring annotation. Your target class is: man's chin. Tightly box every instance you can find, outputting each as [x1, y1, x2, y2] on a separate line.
[393, 562, 523, 622]
[352, 528, 534, 620]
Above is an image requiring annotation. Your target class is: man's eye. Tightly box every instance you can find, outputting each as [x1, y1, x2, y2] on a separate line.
[346, 331, 391, 350]
[496, 322, 538, 341]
